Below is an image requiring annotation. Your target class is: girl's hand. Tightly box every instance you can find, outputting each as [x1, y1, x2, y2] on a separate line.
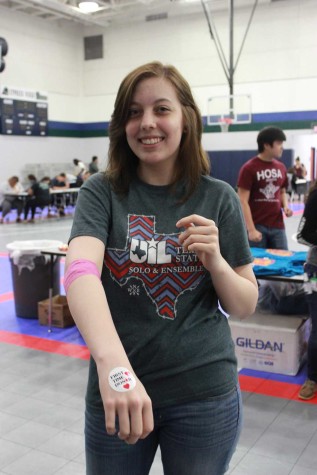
[97, 364, 153, 445]
[176, 214, 224, 274]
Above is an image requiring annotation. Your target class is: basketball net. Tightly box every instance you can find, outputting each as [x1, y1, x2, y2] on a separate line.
[218, 117, 233, 133]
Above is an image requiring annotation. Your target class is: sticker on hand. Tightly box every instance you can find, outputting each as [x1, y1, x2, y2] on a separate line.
[108, 367, 136, 392]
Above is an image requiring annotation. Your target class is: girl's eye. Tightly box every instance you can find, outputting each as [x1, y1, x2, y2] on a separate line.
[127, 108, 140, 118]
[157, 106, 170, 113]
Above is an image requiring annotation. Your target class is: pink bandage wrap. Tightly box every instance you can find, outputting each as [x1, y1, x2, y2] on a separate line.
[64, 259, 100, 293]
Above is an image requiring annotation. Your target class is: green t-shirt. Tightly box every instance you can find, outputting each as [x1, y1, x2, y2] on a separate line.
[69, 172, 252, 409]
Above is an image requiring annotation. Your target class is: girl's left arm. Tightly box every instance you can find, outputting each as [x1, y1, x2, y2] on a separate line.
[177, 214, 258, 318]
[207, 261, 258, 318]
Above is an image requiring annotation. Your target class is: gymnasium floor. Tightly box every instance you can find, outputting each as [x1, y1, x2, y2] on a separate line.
[0, 203, 316, 475]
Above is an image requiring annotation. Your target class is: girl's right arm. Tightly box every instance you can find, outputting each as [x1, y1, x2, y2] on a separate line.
[65, 235, 153, 445]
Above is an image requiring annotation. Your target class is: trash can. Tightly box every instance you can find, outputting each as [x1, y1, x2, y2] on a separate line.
[6, 240, 63, 318]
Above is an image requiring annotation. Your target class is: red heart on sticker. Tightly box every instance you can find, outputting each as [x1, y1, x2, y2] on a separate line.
[123, 383, 130, 389]
[124, 372, 129, 375]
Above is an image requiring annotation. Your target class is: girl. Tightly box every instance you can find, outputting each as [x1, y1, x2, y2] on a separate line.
[65, 61, 258, 475]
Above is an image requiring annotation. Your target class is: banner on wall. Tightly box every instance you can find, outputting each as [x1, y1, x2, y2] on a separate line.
[0, 86, 48, 136]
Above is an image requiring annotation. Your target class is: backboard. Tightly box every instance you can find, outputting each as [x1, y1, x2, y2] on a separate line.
[207, 94, 252, 130]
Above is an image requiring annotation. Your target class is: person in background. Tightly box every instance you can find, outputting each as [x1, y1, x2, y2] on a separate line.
[73, 158, 87, 186]
[88, 155, 99, 174]
[65, 61, 258, 475]
[0, 176, 24, 223]
[24, 174, 37, 189]
[297, 179, 317, 400]
[65, 172, 77, 188]
[50, 172, 69, 217]
[237, 126, 293, 250]
[292, 156, 307, 180]
[50, 172, 69, 190]
[24, 176, 51, 223]
[291, 156, 307, 202]
[82, 170, 91, 183]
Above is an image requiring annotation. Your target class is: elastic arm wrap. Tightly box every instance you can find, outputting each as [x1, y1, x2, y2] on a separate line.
[64, 259, 100, 293]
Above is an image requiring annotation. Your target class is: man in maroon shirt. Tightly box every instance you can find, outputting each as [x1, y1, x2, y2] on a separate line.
[237, 126, 293, 250]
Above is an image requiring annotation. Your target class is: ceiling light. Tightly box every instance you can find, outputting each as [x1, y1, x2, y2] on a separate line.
[78, 2, 99, 13]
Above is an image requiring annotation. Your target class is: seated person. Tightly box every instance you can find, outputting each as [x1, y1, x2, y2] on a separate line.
[50, 172, 69, 190]
[24, 174, 37, 189]
[0, 176, 24, 223]
[24, 176, 51, 222]
[88, 155, 99, 174]
[50, 172, 70, 217]
[257, 280, 308, 315]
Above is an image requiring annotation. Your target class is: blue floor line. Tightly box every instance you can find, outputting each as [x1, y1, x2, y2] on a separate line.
[0, 255, 85, 345]
[0, 300, 85, 345]
[239, 365, 307, 385]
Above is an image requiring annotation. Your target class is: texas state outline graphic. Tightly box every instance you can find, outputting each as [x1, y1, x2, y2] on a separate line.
[104, 214, 206, 320]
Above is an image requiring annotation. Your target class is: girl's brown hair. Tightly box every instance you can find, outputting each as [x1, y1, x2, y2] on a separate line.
[105, 61, 210, 201]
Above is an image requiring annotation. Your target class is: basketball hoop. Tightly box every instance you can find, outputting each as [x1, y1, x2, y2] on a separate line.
[218, 117, 233, 133]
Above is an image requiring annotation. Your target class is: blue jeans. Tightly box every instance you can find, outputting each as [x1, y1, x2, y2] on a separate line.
[85, 385, 242, 475]
[249, 224, 288, 250]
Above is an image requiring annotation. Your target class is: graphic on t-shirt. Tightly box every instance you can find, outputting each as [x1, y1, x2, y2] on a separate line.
[104, 214, 206, 320]
[259, 181, 280, 200]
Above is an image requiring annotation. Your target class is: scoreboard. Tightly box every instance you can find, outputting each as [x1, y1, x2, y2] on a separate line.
[0, 87, 48, 136]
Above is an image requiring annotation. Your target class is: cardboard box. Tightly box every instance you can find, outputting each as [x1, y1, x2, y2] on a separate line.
[229, 312, 310, 376]
[38, 295, 74, 328]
